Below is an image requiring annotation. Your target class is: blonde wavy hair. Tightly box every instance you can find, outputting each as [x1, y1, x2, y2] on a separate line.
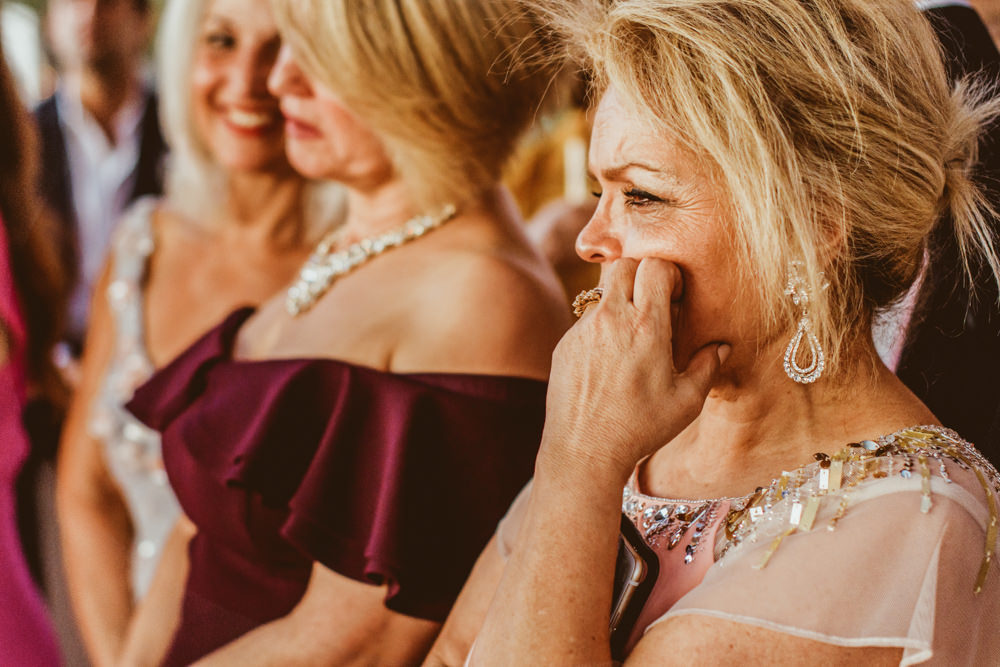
[269, 0, 560, 209]
[542, 0, 1000, 373]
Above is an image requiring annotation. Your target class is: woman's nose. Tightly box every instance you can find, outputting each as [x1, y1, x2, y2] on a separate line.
[230, 46, 275, 98]
[267, 45, 309, 98]
[575, 205, 622, 263]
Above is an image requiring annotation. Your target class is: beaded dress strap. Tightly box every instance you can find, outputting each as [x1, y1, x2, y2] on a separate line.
[107, 197, 157, 365]
[88, 197, 159, 440]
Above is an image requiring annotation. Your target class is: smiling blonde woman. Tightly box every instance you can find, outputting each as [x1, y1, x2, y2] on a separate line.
[54, 0, 341, 664]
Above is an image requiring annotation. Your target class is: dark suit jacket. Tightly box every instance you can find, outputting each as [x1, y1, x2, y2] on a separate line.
[897, 5, 1000, 463]
[33, 87, 167, 350]
[16, 91, 167, 586]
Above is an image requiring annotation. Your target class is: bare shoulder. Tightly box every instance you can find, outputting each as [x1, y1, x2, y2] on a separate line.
[392, 236, 572, 379]
[149, 202, 209, 249]
[628, 614, 901, 666]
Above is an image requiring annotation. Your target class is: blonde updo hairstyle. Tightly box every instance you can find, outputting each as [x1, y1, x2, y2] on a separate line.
[545, 0, 1000, 374]
[270, 0, 559, 209]
[156, 0, 341, 239]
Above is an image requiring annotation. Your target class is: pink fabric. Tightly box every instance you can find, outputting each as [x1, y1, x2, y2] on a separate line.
[495, 448, 1000, 664]
[0, 214, 61, 665]
[495, 483, 729, 654]
[624, 502, 728, 653]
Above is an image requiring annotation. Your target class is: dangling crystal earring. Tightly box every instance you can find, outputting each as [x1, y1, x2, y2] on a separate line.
[783, 261, 825, 384]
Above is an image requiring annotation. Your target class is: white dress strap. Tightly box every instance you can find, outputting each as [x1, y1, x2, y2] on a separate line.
[88, 196, 180, 599]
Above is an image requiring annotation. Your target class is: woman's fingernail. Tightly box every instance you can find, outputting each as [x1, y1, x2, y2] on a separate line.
[717, 344, 731, 364]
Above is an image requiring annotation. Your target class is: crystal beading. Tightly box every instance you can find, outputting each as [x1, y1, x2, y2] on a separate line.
[621, 425, 1000, 592]
[782, 261, 826, 383]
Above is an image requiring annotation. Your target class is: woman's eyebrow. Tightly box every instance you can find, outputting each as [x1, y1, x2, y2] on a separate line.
[202, 14, 234, 29]
[591, 162, 682, 185]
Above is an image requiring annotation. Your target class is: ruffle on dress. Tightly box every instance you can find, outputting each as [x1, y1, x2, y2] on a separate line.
[128, 307, 546, 622]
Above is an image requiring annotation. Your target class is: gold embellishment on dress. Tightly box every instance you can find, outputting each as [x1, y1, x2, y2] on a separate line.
[755, 526, 796, 569]
[701, 426, 1000, 594]
[829, 458, 844, 490]
[918, 455, 933, 514]
[622, 426, 1000, 589]
[799, 495, 821, 531]
[826, 492, 851, 531]
[973, 464, 998, 594]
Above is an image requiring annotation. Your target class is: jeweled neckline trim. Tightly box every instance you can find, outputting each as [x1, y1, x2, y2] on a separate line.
[623, 425, 1000, 581]
[625, 424, 960, 505]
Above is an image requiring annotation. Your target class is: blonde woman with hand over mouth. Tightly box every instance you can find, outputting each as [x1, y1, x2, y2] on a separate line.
[428, 1, 1000, 665]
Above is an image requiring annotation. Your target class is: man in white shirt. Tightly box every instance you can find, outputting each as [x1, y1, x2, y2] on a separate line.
[35, 0, 166, 355]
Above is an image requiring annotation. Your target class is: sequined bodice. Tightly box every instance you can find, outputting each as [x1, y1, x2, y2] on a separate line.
[608, 425, 1000, 661]
[88, 197, 180, 599]
[620, 425, 1000, 629]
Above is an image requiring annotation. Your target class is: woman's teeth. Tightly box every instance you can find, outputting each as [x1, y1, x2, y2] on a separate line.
[227, 109, 275, 129]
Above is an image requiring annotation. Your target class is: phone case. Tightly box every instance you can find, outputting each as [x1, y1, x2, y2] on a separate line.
[609, 513, 660, 660]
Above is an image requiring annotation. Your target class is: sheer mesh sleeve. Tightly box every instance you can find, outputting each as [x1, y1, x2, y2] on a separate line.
[650, 475, 1000, 665]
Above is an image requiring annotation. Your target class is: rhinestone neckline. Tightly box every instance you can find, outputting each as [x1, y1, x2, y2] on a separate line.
[621, 424, 1000, 585]
[285, 204, 457, 316]
[625, 425, 970, 506]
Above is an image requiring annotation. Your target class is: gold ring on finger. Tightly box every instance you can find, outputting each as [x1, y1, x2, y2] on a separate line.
[572, 287, 604, 318]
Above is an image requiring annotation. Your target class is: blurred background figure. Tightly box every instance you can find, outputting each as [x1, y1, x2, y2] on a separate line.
[505, 83, 600, 302]
[972, 0, 1000, 43]
[876, 0, 1000, 463]
[15, 4, 164, 661]
[0, 38, 67, 666]
[55, 0, 342, 663]
[1, 1, 44, 104]
[36, 0, 165, 361]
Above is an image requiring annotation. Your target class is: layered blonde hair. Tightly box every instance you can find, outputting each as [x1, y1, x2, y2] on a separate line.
[544, 0, 1000, 373]
[156, 0, 341, 238]
[270, 0, 560, 208]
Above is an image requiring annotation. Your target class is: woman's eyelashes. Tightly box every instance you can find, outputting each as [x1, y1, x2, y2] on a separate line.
[204, 29, 237, 51]
[622, 186, 665, 208]
[589, 184, 678, 208]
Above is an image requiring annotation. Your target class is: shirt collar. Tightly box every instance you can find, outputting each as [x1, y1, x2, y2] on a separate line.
[54, 78, 148, 149]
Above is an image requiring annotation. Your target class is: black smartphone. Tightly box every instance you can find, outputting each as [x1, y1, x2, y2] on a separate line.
[609, 513, 659, 660]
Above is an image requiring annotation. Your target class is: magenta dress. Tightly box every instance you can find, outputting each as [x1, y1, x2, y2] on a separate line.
[0, 216, 61, 665]
[127, 307, 546, 665]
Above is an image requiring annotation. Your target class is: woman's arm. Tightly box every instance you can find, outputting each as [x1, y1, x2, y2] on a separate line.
[471, 453, 624, 664]
[192, 563, 439, 666]
[55, 263, 136, 667]
[471, 258, 724, 664]
[423, 536, 509, 666]
[118, 515, 195, 667]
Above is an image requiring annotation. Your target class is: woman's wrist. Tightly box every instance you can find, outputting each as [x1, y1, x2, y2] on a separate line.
[534, 433, 635, 501]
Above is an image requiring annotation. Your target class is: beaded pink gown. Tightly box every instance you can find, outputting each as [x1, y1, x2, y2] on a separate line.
[0, 215, 61, 665]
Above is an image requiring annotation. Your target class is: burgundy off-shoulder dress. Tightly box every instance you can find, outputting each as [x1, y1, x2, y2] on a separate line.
[127, 307, 546, 665]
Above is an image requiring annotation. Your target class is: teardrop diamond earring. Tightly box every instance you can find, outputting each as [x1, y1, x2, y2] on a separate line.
[782, 261, 825, 384]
